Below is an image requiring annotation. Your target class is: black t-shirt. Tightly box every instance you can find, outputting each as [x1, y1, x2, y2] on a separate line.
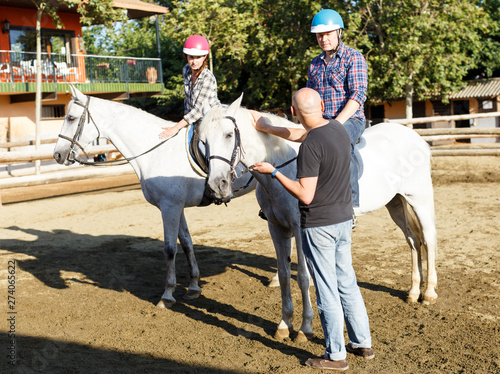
[296, 120, 352, 228]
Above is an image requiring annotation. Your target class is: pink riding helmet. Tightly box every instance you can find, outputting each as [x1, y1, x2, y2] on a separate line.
[183, 35, 210, 56]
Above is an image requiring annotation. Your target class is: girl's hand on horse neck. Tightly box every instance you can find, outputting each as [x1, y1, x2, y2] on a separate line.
[159, 118, 189, 139]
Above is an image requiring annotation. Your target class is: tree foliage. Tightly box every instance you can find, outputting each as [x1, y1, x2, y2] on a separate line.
[84, 0, 500, 116]
[353, 0, 490, 107]
[163, 0, 257, 100]
[37, 0, 122, 29]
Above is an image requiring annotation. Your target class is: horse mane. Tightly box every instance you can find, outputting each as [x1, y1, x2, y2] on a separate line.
[92, 96, 176, 129]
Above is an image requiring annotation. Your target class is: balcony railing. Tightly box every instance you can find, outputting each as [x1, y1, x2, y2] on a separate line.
[0, 50, 162, 86]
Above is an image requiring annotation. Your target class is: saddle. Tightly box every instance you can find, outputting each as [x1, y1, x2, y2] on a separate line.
[186, 124, 209, 177]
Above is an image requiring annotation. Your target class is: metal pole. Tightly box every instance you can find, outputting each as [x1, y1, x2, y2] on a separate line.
[155, 15, 164, 93]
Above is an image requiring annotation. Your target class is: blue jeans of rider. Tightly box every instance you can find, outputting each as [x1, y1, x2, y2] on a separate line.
[338, 117, 365, 207]
[301, 221, 372, 361]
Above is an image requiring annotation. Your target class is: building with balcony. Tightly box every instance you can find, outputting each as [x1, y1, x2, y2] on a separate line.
[0, 0, 168, 148]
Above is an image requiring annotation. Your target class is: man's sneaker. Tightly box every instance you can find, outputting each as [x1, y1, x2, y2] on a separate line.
[305, 358, 348, 371]
[346, 342, 375, 359]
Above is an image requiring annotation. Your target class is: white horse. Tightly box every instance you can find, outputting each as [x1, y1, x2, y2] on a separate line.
[198, 95, 438, 340]
[53, 86, 255, 308]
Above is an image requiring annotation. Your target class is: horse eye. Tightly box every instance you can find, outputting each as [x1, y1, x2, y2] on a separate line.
[67, 115, 75, 121]
[225, 132, 233, 140]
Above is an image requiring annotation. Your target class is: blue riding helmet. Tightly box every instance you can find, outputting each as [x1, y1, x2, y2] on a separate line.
[311, 9, 344, 33]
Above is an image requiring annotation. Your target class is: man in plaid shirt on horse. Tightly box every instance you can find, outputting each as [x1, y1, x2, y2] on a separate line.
[307, 9, 368, 212]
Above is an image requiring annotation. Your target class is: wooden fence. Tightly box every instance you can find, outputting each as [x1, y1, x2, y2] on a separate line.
[0, 116, 498, 204]
[386, 112, 500, 156]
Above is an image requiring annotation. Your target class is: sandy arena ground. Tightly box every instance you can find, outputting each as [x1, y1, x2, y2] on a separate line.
[1, 155, 499, 373]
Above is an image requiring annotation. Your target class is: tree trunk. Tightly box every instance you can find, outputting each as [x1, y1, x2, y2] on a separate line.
[405, 75, 414, 129]
[35, 9, 42, 175]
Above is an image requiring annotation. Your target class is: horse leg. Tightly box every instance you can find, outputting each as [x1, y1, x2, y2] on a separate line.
[293, 227, 314, 343]
[268, 223, 294, 340]
[177, 210, 202, 300]
[156, 208, 182, 309]
[405, 192, 438, 305]
[385, 195, 424, 303]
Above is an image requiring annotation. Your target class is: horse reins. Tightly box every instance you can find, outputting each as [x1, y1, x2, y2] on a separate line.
[60, 101, 295, 197]
[59, 97, 171, 166]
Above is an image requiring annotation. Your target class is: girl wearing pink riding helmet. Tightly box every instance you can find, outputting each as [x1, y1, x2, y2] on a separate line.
[159, 35, 220, 139]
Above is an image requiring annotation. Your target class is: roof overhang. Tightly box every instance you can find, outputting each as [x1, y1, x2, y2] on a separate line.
[0, 0, 169, 20]
[449, 78, 500, 100]
[113, 0, 168, 19]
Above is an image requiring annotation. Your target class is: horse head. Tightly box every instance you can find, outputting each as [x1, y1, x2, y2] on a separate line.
[53, 85, 100, 165]
[198, 94, 250, 200]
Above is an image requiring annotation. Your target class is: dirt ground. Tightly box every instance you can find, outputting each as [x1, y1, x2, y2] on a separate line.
[1, 156, 499, 374]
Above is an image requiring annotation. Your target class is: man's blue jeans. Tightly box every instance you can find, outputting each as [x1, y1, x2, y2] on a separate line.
[341, 118, 365, 207]
[301, 221, 372, 360]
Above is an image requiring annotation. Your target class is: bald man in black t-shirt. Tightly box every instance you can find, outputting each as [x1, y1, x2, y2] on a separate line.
[251, 88, 374, 371]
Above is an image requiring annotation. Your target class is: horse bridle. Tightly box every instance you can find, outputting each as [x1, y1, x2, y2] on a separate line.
[207, 115, 245, 182]
[58, 96, 99, 164]
[58, 96, 170, 166]
[205, 115, 297, 195]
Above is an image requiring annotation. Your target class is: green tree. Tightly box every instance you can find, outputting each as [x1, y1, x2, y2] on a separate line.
[352, 0, 491, 119]
[466, 0, 500, 78]
[86, 0, 499, 116]
[164, 0, 256, 98]
[240, 0, 322, 109]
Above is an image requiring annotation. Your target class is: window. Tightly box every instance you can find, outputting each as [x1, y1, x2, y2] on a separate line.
[412, 101, 430, 129]
[479, 99, 495, 112]
[9, 26, 75, 54]
[42, 105, 65, 119]
[431, 100, 451, 116]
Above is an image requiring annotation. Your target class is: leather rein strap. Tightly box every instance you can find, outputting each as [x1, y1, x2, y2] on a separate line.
[58, 97, 170, 166]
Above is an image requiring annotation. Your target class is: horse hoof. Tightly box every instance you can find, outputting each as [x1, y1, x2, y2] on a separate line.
[274, 328, 289, 340]
[156, 298, 175, 309]
[294, 331, 312, 343]
[184, 289, 202, 300]
[422, 296, 437, 305]
[268, 278, 280, 288]
[406, 294, 419, 304]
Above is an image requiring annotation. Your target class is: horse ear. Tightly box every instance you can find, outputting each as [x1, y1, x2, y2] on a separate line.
[70, 85, 86, 103]
[226, 93, 244, 117]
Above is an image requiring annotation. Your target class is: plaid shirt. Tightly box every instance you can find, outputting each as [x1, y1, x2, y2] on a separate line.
[183, 64, 220, 124]
[307, 42, 368, 122]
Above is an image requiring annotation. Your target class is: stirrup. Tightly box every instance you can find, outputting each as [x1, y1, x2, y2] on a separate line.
[258, 209, 268, 221]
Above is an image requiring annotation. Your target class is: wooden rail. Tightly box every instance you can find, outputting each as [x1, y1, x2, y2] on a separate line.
[385, 112, 500, 125]
[0, 164, 135, 189]
[0, 144, 118, 163]
[0, 138, 58, 149]
[1, 124, 498, 204]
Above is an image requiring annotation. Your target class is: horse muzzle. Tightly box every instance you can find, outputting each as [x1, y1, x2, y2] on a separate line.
[53, 151, 75, 166]
[207, 175, 233, 201]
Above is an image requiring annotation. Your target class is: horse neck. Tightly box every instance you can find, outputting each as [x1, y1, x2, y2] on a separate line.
[90, 98, 170, 160]
[239, 110, 299, 167]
